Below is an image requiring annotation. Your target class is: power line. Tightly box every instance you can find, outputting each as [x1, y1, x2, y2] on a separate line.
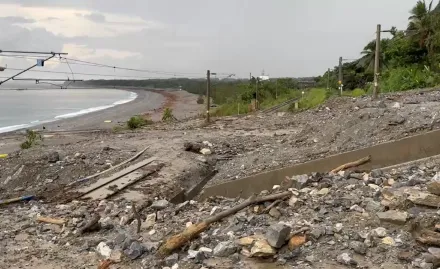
[3, 67, 203, 79]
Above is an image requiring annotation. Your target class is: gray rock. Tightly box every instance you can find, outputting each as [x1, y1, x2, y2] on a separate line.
[188, 250, 204, 262]
[428, 247, 440, 259]
[213, 241, 237, 257]
[165, 253, 179, 266]
[151, 200, 170, 210]
[371, 227, 387, 238]
[124, 241, 145, 260]
[349, 241, 367, 255]
[309, 227, 324, 240]
[365, 200, 384, 212]
[47, 151, 60, 163]
[266, 223, 291, 248]
[377, 210, 408, 224]
[291, 174, 309, 189]
[427, 181, 440, 196]
[337, 253, 357, 266]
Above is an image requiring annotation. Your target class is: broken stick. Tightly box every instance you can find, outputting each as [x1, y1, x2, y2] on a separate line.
[37, 216, 66, 225]
[156, 191, 292, 257]
[330, 155, 371, 174]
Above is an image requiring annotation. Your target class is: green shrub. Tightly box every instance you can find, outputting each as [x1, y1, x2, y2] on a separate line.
[20, 130, 43, 149]
[342, 88, 367, 97]
[162, 108, 174, 121]
[127, 116, 147, 129]
[381, 66, 440, 92]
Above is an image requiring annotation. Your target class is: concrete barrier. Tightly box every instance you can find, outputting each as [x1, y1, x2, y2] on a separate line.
[199, 128, 440, 200]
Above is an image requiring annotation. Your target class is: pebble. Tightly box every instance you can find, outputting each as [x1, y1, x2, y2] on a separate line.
[151, 200, 170, 210]
[213, 241, 237, 257]
[266, 223, 291, 248]
[372, 227, 387, 238]
[337, 253, 357, 266]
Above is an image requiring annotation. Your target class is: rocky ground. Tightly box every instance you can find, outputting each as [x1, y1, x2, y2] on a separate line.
[2, 88, 440, 268]
[4, 159, 440, 268]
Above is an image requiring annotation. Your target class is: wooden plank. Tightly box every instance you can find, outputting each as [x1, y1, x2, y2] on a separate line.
[81, 171, 146, 200]
[77, 157, 156, 195]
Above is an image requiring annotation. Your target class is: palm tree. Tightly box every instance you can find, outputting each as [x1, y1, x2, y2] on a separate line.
[359, 39, 390, 72]
[407, 0, 438, 61]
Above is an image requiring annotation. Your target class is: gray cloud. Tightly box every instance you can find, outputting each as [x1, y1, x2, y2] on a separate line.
[0, 0, 436, 77]
[0, 16, 35, 24]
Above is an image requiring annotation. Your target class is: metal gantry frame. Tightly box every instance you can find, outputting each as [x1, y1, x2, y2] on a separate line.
[0, 50, 81, 87]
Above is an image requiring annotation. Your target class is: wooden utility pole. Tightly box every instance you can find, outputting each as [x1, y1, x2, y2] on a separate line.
[276, 79, 278, 99]
[327, 68, 330, 89]
[255, 78, 258, 110]
[338, 57, 343, 95]
[206, 70, 211, 123]
[373, 24, 381, 99]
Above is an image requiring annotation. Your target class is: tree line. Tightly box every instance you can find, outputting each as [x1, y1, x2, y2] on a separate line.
[317, 0, 440, 92]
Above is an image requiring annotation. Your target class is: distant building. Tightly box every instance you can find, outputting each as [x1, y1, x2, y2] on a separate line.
[258, 75, 270, 81]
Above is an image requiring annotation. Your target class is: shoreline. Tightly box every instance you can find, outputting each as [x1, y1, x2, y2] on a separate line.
[0, 88, 165, 135]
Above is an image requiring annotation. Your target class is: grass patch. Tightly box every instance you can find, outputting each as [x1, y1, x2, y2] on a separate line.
[293, 88, 329, 110]
[127, 115, 151, 129]
[342, 88, 367, 97]
[162, 108, 174, 122]
[21, 130, 43, 149]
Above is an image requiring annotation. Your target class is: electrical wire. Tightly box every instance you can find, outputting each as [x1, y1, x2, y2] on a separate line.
[2, 67, 203, 79]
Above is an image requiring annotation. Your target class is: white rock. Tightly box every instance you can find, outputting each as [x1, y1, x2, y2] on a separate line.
[210, 206, 219, 216]
[272, 185, 280, 190]
[202, 141, 213, 147]
[392, 102, 401, 108]
[334, 223, 343, 233]
[368, 184, 381, 191]
[199, 247, 213, 253]
[200, 148, 212, 155]
[372, 227, 387, 238]
[96, 242, 112, 258]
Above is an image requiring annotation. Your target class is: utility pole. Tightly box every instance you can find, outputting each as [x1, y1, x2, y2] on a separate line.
[373, 24, 381, 99]
[206, 70, 211, 123]
[276, 79, 278, 99]
[249, 72, 252, 80]
[255, 78, 258, 110]
[327, 68, 330, 89]
[338, 57, 343, 95]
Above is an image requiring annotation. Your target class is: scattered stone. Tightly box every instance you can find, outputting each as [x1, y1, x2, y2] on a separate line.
[368, 184, 381, 191]
[372, 227, 387, 238]
[266, 223, 291, 248]
[268, 207, 281, 219]
[408, 192, 440, 208]
[317, 188, 329, 196]
[213, 241, 237, 257]
[382, 237, 396, 246]
[237, 237, 255, 246]
[200, 148, 212, 155]
[250, 240, 276, 257]
[427, 181, 440, 196]
[143, 213, 156, 229]
[337, 253, 357, 266]
[377, 210, 408, 224]
[210, 206, 219, 216]
[288, 235, 306, 250]
[124, 241, 145, 260]
[334, 223, 343, 233]
[151, 200, 169, 210]
[288, 196, 298, 207]
[199, 247, 213, 253]
[96, 242, 112, 258]
[428, 247, 440, 259]
[109, 250, 123, 263]
[47, 151, 60, 163]
[165, 253, 179, 266]
[350, 204, 364, 213]
[291, 174, 309, 189]
[365, 200, 384, 212]
[188, 250, 204, 261]
[392, 102, 401, 108]
[349, 241, 367, 255]
[397, 251, 414, 262]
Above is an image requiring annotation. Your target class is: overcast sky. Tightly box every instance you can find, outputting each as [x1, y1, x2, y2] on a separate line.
[0, 0, 431, 81]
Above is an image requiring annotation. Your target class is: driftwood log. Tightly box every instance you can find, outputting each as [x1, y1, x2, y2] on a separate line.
[330, 155, 371, 174]
[156, 191, 292, 257]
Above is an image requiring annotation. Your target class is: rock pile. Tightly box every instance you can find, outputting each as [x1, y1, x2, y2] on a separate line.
[4, 162, 440, 268]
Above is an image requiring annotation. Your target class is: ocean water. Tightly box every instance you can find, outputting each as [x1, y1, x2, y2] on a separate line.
[0, 89, 137, 133]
